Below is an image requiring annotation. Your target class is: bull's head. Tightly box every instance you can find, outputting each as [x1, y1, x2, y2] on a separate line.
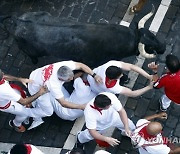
[137, 5, 166, 58]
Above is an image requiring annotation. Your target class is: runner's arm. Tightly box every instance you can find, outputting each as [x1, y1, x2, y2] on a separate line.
[57, 97, 86, 110]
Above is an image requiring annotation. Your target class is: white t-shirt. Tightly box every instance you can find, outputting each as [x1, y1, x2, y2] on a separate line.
[87, 60, 123, 94]
[53, 77, 96, 120]
[29, 61, 76, 99]
[132, 119, 171, 154]
[0, 81, 21, 107]
[84, 92, 122, 130]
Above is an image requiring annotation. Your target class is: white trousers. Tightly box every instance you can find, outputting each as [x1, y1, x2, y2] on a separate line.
[0, 101, 27, 127]
[161, 94, 171, 109]
[78, 113, 135, 143]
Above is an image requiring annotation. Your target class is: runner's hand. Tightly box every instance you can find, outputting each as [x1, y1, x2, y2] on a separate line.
[39, 86, 49, 95]
[105, 137, 120, 147]
[158, 112, 167, 119]
[20, 78, 33, 88]
[94, 75, 103, 84]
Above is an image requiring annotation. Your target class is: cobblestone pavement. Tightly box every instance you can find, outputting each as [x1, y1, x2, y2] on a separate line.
[0, 0, 180, 153]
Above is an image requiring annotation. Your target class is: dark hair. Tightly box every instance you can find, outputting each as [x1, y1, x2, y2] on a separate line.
[10, 144, 27, 154]
[70, 147, 86, 154]
[166, 54, 180, 73]
[94, 94, 111, 108]
[105, 66, 123, 79]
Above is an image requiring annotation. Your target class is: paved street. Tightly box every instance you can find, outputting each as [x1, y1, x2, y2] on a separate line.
[0, 0, 180, 153]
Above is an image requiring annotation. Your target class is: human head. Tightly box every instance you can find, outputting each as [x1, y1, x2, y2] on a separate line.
[165, 54, 180, 73]
[0, 69, 3, 80]
[146, 122, 163, 136]
[94, 94, 111, 109]
[70, 147, 86, 154]
[105, 66, 123, 79]
[57, 66, 74, 81]
[9, 144, 27, 154]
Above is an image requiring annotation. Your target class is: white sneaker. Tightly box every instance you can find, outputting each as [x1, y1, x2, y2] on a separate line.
[28, 119, 44, 130]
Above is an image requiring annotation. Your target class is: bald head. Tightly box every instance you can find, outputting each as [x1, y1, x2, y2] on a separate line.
[146, 122, 162, 136]
[0, 69, 3, 80]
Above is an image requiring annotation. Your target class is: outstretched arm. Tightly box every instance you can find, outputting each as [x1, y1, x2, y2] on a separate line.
[18, 86, 48, 105]
[4, 74, 33, 88]
[57, 97, 86, 110]
[120, 83, 153, 97]
[74, 62, 103, 83]
[89, 129, 120, 147]
[145, 112, 167, 121]
[118, 108, 131, 136]
[120, 61, 152, 80]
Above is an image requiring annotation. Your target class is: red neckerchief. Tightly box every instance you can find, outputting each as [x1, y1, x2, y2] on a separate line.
[105, 77, 117, 88]
[25, 144, 32, 154]
[138, 126, 156, 140]
[0, 77, 5, 85]
[90, 102, 103, 115]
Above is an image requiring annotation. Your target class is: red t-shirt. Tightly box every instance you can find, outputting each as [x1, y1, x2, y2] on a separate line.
[154, 70, 180, 104]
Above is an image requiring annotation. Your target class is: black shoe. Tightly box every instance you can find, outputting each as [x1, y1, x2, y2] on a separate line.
[159, 99, 167, 112]
[9, 120, 26, 132]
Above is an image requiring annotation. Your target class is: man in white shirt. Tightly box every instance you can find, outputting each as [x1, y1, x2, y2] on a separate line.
[0, 69, 47, 132]
[87, 60, 153, 97]
[131, 112, 180, 154]
[52, 77, 96, 121]
[27, 61, 102, 129]
[77, 92, 135, 148]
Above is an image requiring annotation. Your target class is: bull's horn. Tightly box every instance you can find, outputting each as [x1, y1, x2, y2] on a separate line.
[138, 4, 155, 29]
[138, 42, 156, 58]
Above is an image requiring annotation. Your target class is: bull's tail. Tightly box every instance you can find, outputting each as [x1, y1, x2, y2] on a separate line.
[0, 15, 11, 40]
[138, 4, 155, 29]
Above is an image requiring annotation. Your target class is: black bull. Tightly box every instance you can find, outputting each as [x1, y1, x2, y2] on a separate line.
[1, 9, 165, 67]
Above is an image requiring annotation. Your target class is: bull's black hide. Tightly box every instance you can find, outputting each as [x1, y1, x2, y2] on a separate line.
[1, 10, 165, 67]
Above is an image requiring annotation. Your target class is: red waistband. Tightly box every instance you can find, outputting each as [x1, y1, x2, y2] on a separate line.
[0, 101, 11, 110]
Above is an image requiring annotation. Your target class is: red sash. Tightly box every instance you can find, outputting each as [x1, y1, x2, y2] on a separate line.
[0, 78, 5, 85]
[0, 101, 11, 110]
[105, 77, 117, 88]
[25, 144, 32, 154]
